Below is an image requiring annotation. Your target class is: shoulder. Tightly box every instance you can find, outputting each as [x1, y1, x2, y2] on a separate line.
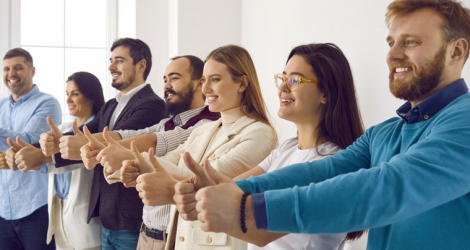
[134, 85, 165, 104]
[192, 119, 221, 135]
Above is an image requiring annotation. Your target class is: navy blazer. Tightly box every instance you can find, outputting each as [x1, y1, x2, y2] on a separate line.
[55, 84, 167, 230]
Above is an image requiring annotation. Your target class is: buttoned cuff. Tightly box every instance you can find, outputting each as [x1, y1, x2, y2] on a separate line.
[155, 132, 168, 157]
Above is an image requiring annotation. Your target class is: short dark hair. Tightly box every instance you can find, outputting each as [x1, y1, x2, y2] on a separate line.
[67, 72, 105, 115]
[170, 55, 204, 80]
[111, 38, 152, 80]
[3, 48, 34, 67]
[287, 43, 365, 240]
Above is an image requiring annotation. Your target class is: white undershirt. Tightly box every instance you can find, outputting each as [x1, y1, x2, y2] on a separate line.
[251, 137, 347, 250]
[108, 83, 147, 131]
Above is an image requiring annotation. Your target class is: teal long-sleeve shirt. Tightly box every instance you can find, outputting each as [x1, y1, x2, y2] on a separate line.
[236, 79, 470, 250]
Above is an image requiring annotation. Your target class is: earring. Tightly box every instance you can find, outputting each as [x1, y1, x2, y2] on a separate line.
[239, 88, 243, 92]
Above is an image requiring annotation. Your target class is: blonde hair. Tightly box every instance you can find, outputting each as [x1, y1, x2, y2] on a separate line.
[205, 45, 275, 130]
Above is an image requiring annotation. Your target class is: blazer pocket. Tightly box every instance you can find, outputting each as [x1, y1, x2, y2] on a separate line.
[191, 228, 228, 246]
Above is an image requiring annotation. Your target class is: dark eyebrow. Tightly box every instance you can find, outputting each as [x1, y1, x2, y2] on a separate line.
[164, 72, 183, 79]
[110, 56, 126, 61]
[289, 72, 307, 78]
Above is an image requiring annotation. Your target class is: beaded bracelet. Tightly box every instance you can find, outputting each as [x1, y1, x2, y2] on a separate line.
[240, 191, 251, 233]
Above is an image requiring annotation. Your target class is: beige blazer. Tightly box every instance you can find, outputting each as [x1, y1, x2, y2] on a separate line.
[46, 122, 102, 249]
[149, 116, 277, 250]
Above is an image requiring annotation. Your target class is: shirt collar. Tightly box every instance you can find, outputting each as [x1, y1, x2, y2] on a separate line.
[397, 78, 468, 124]
[11, 84, 39, 104]
[173, 106, 207, 126]
[115, 83, 147, 103]
[68, 114, 96, 131]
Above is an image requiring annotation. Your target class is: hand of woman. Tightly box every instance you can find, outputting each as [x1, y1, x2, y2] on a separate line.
[174, 153, 216, 221]
[80, 125, 105, 170]
[97, 127, 134, 174]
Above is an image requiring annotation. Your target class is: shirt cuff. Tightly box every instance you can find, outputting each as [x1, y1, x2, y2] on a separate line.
[39, 163, 48, 173]
[155, 132, 168, 157]
[235, 179, 250, 193]
[252, 193, 268, 230]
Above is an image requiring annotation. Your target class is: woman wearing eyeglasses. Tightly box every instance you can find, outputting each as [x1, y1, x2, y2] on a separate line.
[174, 43, 366, 250]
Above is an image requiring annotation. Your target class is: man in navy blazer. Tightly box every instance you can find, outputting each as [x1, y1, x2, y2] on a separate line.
[40, 38, 166, 249]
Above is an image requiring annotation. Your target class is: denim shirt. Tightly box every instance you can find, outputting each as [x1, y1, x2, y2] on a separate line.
[53, 115, 95, 200]
[0, 85, 61, 220]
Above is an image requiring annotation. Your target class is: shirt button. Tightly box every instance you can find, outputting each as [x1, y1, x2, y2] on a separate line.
[206, 236, 212, 243]
[179, 149, 185, 154]
[179, 236, 185, 242]
[209, 154, 215, 160]
[424, 114, 429, 120]
[3, 188, 6, 191]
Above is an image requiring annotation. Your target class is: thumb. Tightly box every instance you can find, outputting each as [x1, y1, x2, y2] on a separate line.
[16, 136, 30, 147]
[46, 116, 61, 137]
[182, 152, 206, 177]
[103, 127, 117, 146]
[147, 147, 165, 172]
[203, 160, 231, 184]
[7, 137, 22, 150]
[83, 125, 96, 142]
[130, 140, 145, 162]
[71, 120, 83, 136]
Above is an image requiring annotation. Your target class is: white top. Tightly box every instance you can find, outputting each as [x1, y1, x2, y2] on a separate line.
[108, 83, 148, 130]
[251, 138, 346, 250]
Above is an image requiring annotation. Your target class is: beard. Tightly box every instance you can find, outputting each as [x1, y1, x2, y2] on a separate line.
[165, 82, 195, 116]
[6, 78, 31, 96]
[389, 44, 446, 101]
[112, 67, 136, 91]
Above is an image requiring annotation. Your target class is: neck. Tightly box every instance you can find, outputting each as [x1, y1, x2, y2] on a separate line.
[296, 120, 325, 150]
[220, 106, 244, 126]
[189, 96, 206, 110]
[119, 79, 145, 97]
[75, 113, 93, 127]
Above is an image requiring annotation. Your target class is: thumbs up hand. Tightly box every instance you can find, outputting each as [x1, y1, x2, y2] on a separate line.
[0, 151, 7, 170]
[174, 153, 219, 221]
[80, 125, 105, 170]
[194, 161, 249, 233]
[97, 127, 134, 174]
[5, 137, 24, 171]
[59, 121, 88, 160]
[133, 145, 179, 206]
[121, 141, 158, 187]
[14, 137, 48, 172]
[39, 116, 63, 156]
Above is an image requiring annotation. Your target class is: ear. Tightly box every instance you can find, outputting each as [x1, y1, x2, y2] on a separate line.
[238, 75, 249, 93]
[320, 92, 327, 105]
[138, 59, 147, 73]
[195, 78, 204, 90]
[30, 66, 36, 77]
[449, 38, 468, 66]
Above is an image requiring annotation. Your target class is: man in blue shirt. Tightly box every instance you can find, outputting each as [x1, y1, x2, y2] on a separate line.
[0, 48, 61, 250]
[178, 1, 470, 250]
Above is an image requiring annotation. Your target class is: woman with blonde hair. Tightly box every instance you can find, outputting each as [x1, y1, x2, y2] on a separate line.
[114, 44, 277, 250]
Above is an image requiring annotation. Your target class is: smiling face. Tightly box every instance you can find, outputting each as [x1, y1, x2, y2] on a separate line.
[386, 8, 451, 103]
[202, 59, 243, 112]
[163, 58, 197, 116]
[109, 46, 137, 91]
[3, 56, 35, 102]
[66, 80, 93, 119]
[278, 55, 326, 124]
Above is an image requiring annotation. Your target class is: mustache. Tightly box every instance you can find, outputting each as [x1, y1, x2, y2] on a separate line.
[165, 89, 177, 97]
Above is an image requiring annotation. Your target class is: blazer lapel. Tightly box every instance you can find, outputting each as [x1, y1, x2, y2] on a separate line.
[199, 116, 256, 164]
[114, 85, 149, 126]
[186, 119, 222, 165]
[101, 100, 118, 130]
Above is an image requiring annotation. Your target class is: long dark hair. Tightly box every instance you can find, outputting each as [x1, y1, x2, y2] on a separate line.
[66, 72, 105, 115]
[287, 43, 365, 240]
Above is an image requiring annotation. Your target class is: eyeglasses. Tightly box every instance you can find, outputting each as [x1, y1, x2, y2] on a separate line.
[274, 73, 318, 92]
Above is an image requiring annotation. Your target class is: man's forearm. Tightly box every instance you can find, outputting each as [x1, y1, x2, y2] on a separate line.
[118, 133, 157, 153]
[93, 131, 122, 142]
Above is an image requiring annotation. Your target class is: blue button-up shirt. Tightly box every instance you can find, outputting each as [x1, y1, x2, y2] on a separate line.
[0, 85, 61, 220]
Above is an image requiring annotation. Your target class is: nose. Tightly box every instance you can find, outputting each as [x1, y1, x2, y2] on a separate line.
[201, 79, 211, 95]
[109, 61, 116, 71]
[163, 79, 172, 91]
[278, 78, 290, 93]
[66, 94, 73, 103]
[387, 43, 406, 63]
